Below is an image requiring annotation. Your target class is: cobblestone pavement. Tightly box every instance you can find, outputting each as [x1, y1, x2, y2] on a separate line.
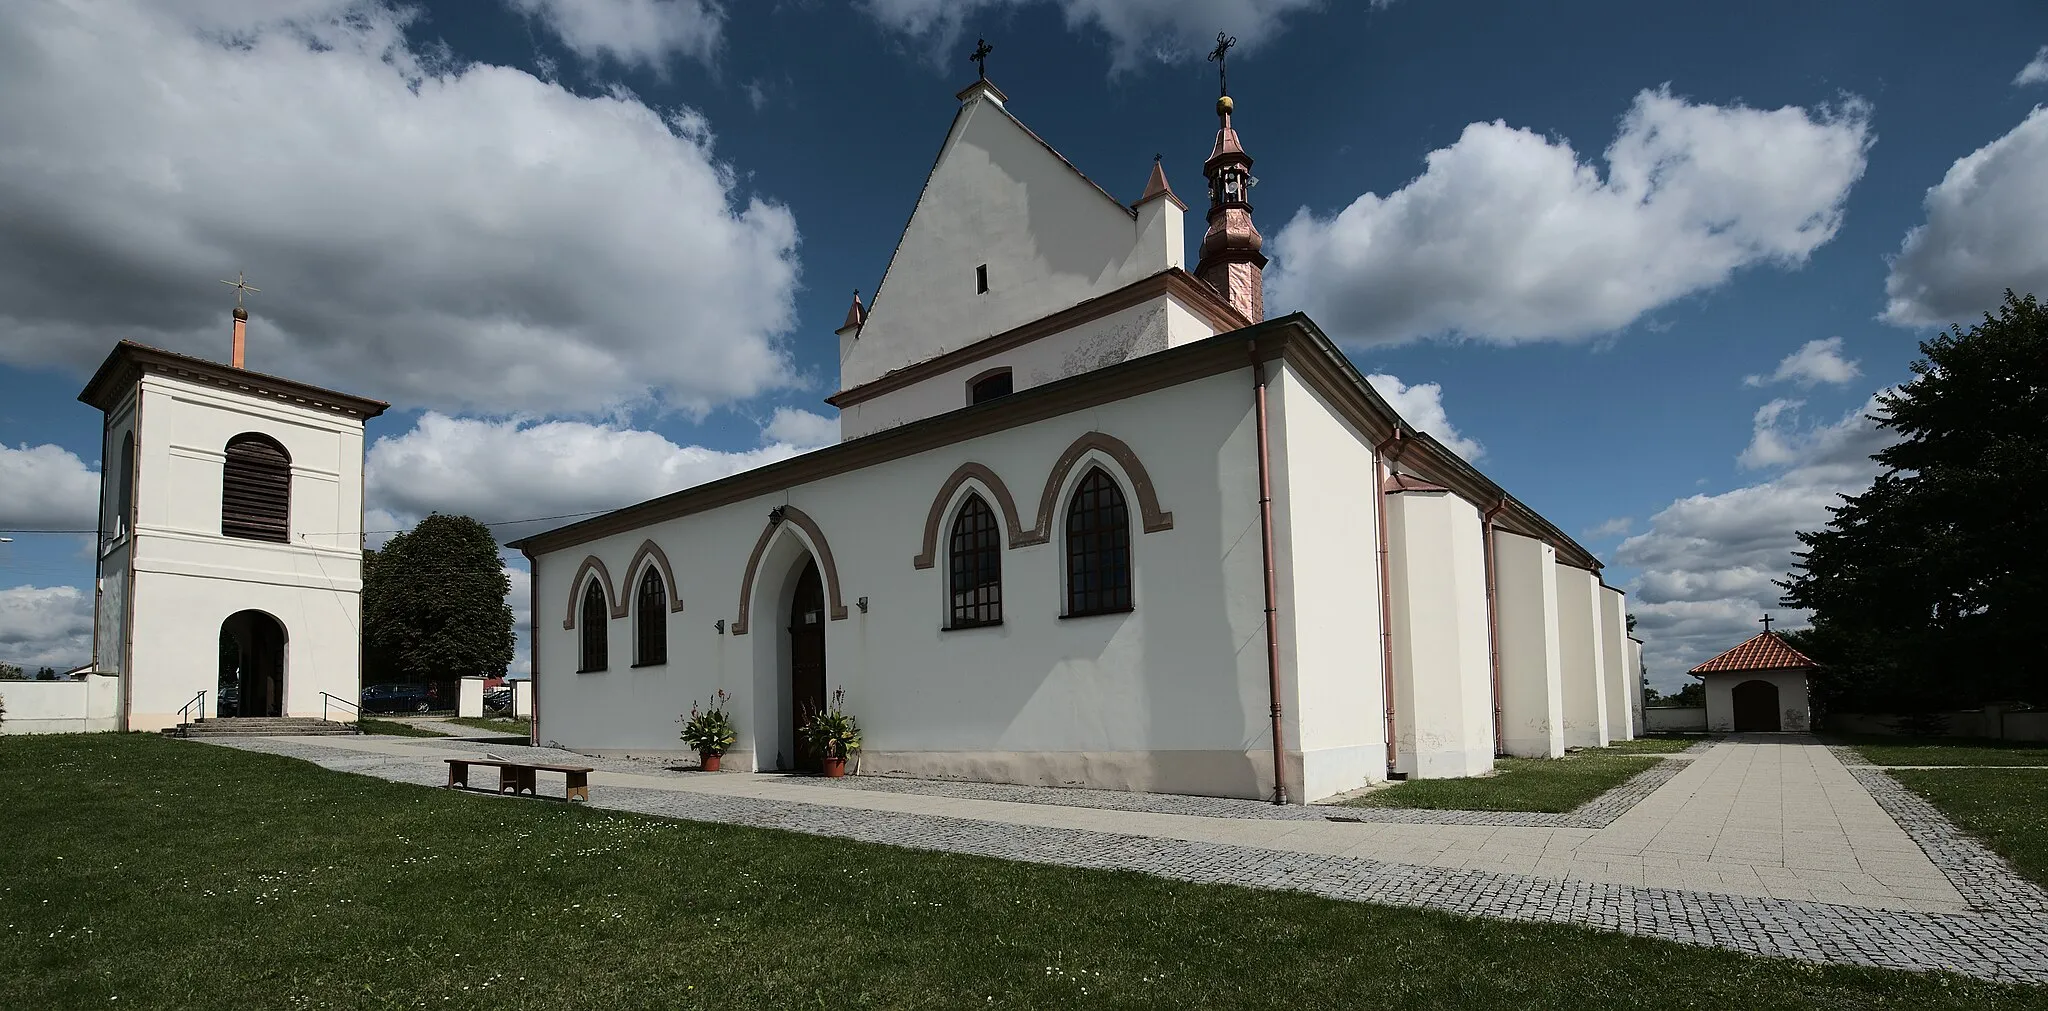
[202, 734, 2048, 986]
[1826, 745, 2048, 915]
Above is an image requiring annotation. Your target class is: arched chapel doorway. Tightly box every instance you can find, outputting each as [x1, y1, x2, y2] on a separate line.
[1732, 679, 1780, 732]
[786, 559, 828, 772]
[221, 610, 288, 718]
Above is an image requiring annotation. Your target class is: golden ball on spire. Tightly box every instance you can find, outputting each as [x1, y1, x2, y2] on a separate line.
[1216, 94, 1234, 116]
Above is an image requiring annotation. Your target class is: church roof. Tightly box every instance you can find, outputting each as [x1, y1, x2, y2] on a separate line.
[78, 340, 389, 419]
[1688, 632, 1818, 676]
[1134, 158, 1187, 211]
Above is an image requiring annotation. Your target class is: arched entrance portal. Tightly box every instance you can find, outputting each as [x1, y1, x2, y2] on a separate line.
[220, 610, 288, 718]
[1732, 679, 1780, 732]
[787, 559, 827, 772]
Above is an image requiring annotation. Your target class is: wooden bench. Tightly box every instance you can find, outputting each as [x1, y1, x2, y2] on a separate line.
[444, 757, 593, 802]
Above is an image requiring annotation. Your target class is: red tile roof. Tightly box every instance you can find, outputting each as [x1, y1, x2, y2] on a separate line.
[1688, 632, 1818, 675]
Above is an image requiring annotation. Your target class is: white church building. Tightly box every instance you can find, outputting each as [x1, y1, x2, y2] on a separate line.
[513, 74, 1640, 804]
[77, 304, 388, 733]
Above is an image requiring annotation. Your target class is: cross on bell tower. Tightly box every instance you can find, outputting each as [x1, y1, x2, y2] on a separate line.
[1195, 31, 1266, 322]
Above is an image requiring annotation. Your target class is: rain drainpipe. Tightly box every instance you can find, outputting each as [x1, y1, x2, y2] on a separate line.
[1482, 498, 1508, 757]
[1250, 344, 1289, 805]
[1371, 429, 1407, 778]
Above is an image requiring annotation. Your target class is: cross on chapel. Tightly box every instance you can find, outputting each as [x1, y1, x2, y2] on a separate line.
[221, 271, 259, 308]
[970, 38, 993, 80]
[1759, 613, 1775, 633]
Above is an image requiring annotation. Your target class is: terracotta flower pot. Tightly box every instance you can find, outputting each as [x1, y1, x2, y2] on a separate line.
[822, 756, 847, 778]
[699, 751, 722, 773]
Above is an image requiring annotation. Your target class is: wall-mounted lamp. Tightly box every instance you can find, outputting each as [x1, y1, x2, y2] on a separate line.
[767, 506, 786, 527]
[714, 619, 726, 634]
[857, 596, 869, 614]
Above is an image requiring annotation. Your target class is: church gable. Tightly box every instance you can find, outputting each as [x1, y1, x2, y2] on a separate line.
[841, 89, 1175, 393]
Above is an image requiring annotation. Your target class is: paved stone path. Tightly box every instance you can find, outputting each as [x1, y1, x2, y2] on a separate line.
[201, 734, 2048, 985]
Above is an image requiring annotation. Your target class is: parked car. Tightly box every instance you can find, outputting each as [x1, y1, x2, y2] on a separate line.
[483, 687, 513, 714]
[360, 682, 440, 713]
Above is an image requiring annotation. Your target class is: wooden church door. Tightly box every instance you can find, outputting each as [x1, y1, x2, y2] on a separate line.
[787, 559, 827, 771]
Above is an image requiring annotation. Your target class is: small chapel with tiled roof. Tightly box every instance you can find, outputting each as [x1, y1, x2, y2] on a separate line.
[1688, 618, 1817, 733]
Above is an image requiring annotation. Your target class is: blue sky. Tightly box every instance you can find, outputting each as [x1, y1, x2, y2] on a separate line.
[2, 0, 2045, 688]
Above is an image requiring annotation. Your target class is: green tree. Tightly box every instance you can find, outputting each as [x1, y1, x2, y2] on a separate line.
[1779, 290, 2046, 711]
[0, 662, 21, 680]
[35, 666, 56, 681]
[1658, 682, 1705, 708]
[361, 514, 514, 685]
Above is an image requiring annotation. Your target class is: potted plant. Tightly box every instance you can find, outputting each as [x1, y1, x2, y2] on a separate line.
[679, 690, 737, 772]
[800, 686, 862, 778]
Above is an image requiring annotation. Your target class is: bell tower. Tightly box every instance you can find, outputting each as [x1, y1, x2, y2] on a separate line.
[1196, 32, 1266, 322]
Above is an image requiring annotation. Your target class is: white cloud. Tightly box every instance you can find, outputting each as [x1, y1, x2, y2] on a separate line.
[363, 412, 813, 544]
[743, 79, 769, 110]
[506, 0, 724, 71]
[860, 0, 1325, 70]
[761, 407, 839, 448]
[1268, 88, 1872, 345]
[1743, 336, 1861, 388]
[0, 443, 100, 531]
[0, 0, 801, 416]
[2016, 46, 2048, 87]
[1882, 108, 2048, 327]
[1619, 393, 1894, 689]
[0, 585, 94, 670]
[1365, 373, 1482, 461]
[1583, 516, 1634, 541]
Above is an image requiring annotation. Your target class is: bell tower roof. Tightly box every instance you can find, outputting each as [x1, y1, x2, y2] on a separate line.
[1195, 32, 1266, 322]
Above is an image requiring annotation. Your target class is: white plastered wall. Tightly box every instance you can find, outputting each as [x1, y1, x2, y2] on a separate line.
[1384, 490, 1494, 779]
[0, 676, 120, 734]
[1703, 670, 1811, 732]
[842, 91, 1180, 392]
[532, 370, 1297, 800]
[1493, 531, 1565, 758]
[1628, 638, 1646, 736]
[1270, 361, 1386, 799]
[1555, 563, 1609, 749]
[118, 374, 366, 731]
[839, 291, 1220, 440]
[1598, 585, 1634, 741]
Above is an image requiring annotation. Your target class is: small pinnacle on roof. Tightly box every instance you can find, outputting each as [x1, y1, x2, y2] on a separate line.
[1135, 156, 1185, 210]
[839, 289, 867, 332]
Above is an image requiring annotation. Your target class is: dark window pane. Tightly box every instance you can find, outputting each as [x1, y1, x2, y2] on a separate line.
[948, 494, 1002, 627]
[1065, 468, 1131, 615]
[635, 566, 666, 666]
[580, 580, 609, 672]
[970, 370, 1013, 405]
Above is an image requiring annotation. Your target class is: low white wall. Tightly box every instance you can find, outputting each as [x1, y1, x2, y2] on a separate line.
[1644, 706, 1707, 733]
[458, 678, 485, 718]
[1832, 708, 2048, 742]
[0, 676, 121, 734]
[1598, 586, 1633, 741]
[513, 680, 532, 718]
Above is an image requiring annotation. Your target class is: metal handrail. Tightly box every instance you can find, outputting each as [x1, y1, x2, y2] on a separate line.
[320, 692, 360, 723]
[178, 690, 206, 727]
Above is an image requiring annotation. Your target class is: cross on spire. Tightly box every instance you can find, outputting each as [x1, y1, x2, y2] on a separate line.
[1208, 31, 1235, 96]
[970, 38, 993, 80]
[1759, 613, 1775, 633]
[220, 271, 259, 309]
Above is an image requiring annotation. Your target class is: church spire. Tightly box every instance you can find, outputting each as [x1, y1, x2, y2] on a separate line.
[220, 271, 259, 368]
[1196, 32, 1266, 322]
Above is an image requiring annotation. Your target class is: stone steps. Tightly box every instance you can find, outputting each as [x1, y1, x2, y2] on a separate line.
[163, 717, 362, 738]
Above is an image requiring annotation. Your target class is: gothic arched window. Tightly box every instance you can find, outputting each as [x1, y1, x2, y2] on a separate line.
[948, 494, 1002, 628]
[114, 432, 135, 540]
[1065, 467, 1132, 616]
[221, 434, 291, 542]
[634, 566, 668, 666]
[578, 579, 609, 672]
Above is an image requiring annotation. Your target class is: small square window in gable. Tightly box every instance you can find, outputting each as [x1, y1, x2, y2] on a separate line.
[976, 264, 989, 294]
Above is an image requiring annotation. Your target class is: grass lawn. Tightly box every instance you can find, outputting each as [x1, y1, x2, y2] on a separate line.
[1830, 734, 2048, 767]
[1342, 747, 1667, 813]
[442, 715, 532, 737]
[1889, 768, 2048, 888]
[0, 736, 2033, 1010]
[357, 717, 444, 737]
